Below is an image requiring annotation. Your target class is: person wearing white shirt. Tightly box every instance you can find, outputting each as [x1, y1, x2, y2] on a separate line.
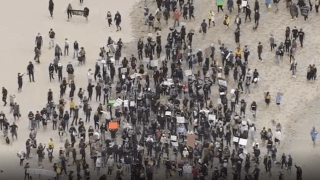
[275, 130, 282, 145]
[87, 69, 93, 84]
[182, 148, 189, 158]
[64, 38, 70, 56]
[246, 68, 253, 81]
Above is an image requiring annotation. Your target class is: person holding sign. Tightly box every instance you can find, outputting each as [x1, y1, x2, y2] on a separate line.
[217, 0, 225, 12]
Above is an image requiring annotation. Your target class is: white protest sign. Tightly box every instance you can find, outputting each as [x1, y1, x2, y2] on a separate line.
[185, 70, 193, 77]
[130, 101, 135, 107]
[171, 135, 177, 141]
[165, 111, 171, 116]
[124, 100, 129, 107]
[177, 117, 185, 123]
[242, 0, 247, 7]
[233, 137, 239, 142]
[208, 114, 216, 121]
[218, 79, 227, 87]
[121, 68, 127, 73]
[183, 165, 192, 174]
[172, 142, 179, 147]
[239, 138, 248, 146]
[151, 60, 159, 67]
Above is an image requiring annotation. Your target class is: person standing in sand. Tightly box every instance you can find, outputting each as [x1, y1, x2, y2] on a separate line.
[106, 11, 112, 27]
[66, 4, 73, 20]
[17, 73, 25, 92]
[114, 11, 122, 32]
[48, 0, 54, 18]
[310, 127, 318, 146]
[48, 28, 55, 48]
[276, 93, 282, 109]
[257, 42, 263, 61]
[35, 33, 43, 50]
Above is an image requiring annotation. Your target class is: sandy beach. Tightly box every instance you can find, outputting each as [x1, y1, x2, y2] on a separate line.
[0, 0, 319, 179]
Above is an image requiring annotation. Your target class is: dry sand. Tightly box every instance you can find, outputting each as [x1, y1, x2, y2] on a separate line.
[0, 0, 320, 179]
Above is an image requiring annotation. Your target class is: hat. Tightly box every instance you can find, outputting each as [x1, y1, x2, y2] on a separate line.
[58, 63, 62, 67]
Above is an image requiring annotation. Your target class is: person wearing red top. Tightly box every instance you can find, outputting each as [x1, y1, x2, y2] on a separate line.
[192, 167, 198, 179]
[174, 9, 181, 27]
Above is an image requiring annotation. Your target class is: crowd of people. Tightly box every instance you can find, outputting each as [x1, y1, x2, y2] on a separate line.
[1, 0, 318, 180]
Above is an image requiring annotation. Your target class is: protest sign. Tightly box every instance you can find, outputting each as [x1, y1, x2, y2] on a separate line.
[177, 117, 185, 123]
[177, 125, 186, 133]
[183, 165, 192, 174]
[187, 134, 196, 148]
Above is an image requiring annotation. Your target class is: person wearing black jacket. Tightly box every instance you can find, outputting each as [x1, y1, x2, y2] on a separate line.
[295, 164, 302, 180]
[137, 38, 144, 60]
[49, 63, 55, 81]
[254, 0, 259, 11]
[87, 83, 95, 101]
[94, 62, 100, 81]
[18, 73, 25, 92]
[57, 64, 63, 82]
[110, 64, 115, 83]
[35, 33, 43, 50]
[257, 42, 263, 61]
[298, 29, 305, 47]
[49, 0, 54, 17]
[95, 83, 102, 101]
[189, 3, 195, 19]
[94, 112, 100, 130]
[252, 10, 259, 30]
[73, 41, 79, 59]
[245, 5, 251, 22]
[284, 38, 291, 54]
[252, 165, 260, 180]
[114, 11, 122, 31]
[27, 61, 35, 82]
[69, 80, 76, 98]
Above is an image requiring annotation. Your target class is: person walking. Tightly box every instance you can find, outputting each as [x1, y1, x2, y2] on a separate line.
[257, 42, 263, 61]
[269, 34, 275, 51]
[106, 11, 112, 27]
[27, 62, 35, 82]
[174, 9, 181, 27]
[35, 33, 43, 50]
[223, 15, 230, 29]
[114, 11, 122, 31]
[217, 0, 225, 12]
[17, 73, 25, 92]
[253, 10, 260, 30]
[294, 164, 302, 180]
[64, 38, 69, 56]
[48, 28, 55, 48]
[200, 19, 208, 36]
[73, 41, 79, 59]
[276, 93, 282, 109]
[66, 4, 73, 20]
[298, 29, 305, 47]
[49, 63, 55, 81]
[245, 5, 252, 22]
[49, 0, 54, 17]
[310, 126, 318, 146]
[55, 44, 62, 60]
[34, 46, 41, 63]
[10, 122, 18, 140]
